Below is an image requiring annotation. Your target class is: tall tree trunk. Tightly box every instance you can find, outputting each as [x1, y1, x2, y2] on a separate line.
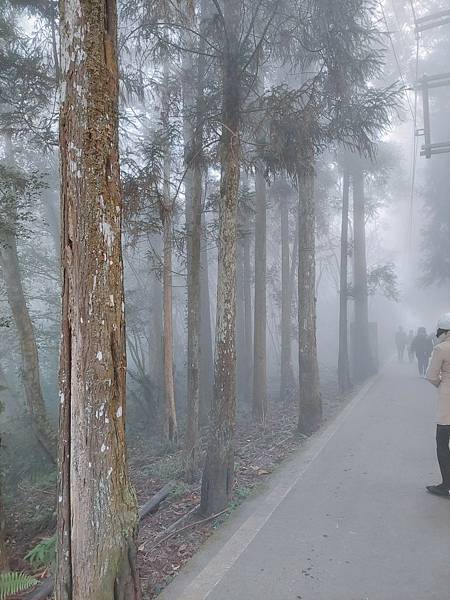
[56, 1, 141, 598]
[236, 243, 245, 403]
[161, 60, 178, 447]
[280, 191, 295, 404]
[236, 195, 252, 404]
[352, 166, 372, 382]
[200, 0, 241, 517]
[253, 170, 267, 423]
[297, 162, 322, 435]
[0, 471, 7, 570]
[149, 250, 164, 420]
[199, 210, 213, 424]
[184, 179, 201, 478]
[0, 138, 55, 461]
[183, 2, 207, 481]
[338, 167, 352, 393]
[161, 200, 177, 445]
[242, 210, 253, 397]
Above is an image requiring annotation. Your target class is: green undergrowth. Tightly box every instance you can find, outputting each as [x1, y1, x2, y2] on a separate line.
[143, 454, 184, 481]
[0, 572, 38, 599]
[24, 536, 56, 570]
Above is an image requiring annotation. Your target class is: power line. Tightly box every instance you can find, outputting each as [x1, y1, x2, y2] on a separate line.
[408, 0, 417, 24]
[380, 6, 415, 120]
[384, 0, 420, 250]
[408, 34, 420, 251]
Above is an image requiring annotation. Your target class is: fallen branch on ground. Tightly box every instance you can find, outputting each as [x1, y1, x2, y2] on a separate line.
[139, 480, 176, 520]
[146, 508, 228, 552]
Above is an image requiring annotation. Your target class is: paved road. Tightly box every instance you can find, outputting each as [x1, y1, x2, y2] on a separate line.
[160, 362, 450, 600]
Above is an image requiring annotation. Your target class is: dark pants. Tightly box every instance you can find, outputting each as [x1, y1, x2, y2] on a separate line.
[436, 425, 450, 489]
[417, 354, 429, 376]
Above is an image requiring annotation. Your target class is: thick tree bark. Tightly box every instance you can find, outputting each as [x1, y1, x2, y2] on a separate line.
[200, 0, 241, 517]
[56, 1, 141, 598]
[338, 167, 352, 393]
[280, 191, 295, 404]
[297, 163, 322, 435]
[352, 166, 373, 382]
[199, 211, 214, 424]
[0, 138, 56, 461]
[160, 61, 178, 447]
[253, 170, 267, 423]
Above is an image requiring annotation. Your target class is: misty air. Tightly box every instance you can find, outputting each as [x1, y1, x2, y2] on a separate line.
[0, 1, 449, 599]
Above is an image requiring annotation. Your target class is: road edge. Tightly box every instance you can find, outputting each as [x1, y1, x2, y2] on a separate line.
[158, 372, 381, 600]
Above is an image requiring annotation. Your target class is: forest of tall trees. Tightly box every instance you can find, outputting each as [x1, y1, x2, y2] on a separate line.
[1, 0, 447, 598]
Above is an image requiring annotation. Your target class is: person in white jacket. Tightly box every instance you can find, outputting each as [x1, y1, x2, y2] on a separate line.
[425, 313, 450, 497]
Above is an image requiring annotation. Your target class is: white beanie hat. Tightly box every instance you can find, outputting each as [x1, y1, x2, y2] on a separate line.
[437, 313, 450, 331]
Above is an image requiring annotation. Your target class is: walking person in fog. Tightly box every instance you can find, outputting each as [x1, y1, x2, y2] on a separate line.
[411, 327, 433, 376]
[425, 314, 450, 497]
[407, 329, 414, 363]
[395, 326, 407, 362]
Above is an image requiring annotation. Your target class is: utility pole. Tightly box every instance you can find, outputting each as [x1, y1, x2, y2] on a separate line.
[414, 10, 450, 158]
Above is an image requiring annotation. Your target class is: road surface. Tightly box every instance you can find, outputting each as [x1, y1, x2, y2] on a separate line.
[160, 362, 450, 600]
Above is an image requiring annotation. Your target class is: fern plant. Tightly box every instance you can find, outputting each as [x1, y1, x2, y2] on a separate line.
[24, 536, 56, 569]
[0, 572, 38, 599]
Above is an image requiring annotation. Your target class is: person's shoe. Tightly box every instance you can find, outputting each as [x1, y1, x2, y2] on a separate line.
[426, 484, 450, 497]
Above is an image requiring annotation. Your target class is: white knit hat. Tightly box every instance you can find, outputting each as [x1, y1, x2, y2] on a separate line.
[437, 313, 450, 331]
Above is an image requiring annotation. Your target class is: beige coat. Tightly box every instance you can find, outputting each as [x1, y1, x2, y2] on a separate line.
[426, 333, 450, 425]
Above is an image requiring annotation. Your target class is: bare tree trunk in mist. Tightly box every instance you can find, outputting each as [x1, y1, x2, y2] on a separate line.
[43, 188, 60, 252]
[183, 8, 205, 479]
[0, 137, 56, 462]
[161, 200, 178, 445]
[243, 211, 253, 397]
[253, 170, 267, 423]
[352, 166, 372, 382]
[185, 186, 201, 479]
[56, 0, 141, 597]
[149, 254, 164, 424]
[236, 202, 252, 404]
[297, 163, 322, 435]
[236, 243, 246, 403]
[280, 191, 295, 404]
[0, 359, 11, 567]
[338, 167, 352, 393]
[0, 484, 8, 570]
[201, 0, 241, 517]
[200, 211, 214, 424]
[161, 60, 178, 447]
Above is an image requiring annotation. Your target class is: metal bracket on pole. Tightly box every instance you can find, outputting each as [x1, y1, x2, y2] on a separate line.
[412, 11, 450, 158]
[415, 9, 450, 33]
[415, 74, 450, 158]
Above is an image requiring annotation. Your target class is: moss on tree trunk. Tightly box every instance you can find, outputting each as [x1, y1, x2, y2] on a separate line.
[56, 0, 141, 598]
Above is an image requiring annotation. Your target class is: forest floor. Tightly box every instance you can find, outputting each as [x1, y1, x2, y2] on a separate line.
[7, 371, 344, 599]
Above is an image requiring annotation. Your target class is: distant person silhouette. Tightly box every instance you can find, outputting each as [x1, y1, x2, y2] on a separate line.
[395, 326, 407, 362]
[407, 329, 414, 363]
[425, 313, 450, 497]
[411, 327, 433, 376]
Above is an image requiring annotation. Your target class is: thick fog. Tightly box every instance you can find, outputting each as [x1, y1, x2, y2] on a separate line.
[1, 0, 450, 598]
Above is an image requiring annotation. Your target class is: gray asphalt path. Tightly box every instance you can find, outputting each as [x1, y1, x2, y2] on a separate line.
[160, 362, 450, 600]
